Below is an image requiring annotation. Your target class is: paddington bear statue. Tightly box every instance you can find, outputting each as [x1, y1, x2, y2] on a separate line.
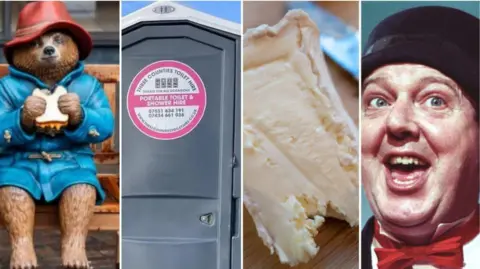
[0, 2, 114, 268]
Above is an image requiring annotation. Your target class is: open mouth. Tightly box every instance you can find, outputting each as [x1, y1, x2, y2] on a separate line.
[384, 154, 431, 193]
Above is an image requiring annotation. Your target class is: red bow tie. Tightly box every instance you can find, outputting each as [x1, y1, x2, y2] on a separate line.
[373, 209, 479, 269]
[374, 236, 464, 269]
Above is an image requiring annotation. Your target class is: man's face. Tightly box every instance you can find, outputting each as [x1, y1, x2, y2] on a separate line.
[362, 64, 479, 236]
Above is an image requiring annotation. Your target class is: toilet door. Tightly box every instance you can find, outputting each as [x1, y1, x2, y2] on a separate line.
[122, 22, 237, 269]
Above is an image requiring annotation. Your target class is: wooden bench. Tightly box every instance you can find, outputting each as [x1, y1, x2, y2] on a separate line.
[0, 64, 120, 267]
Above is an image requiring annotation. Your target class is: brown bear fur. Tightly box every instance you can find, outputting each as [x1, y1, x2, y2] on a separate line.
[12, 31, 79, 87]
[0, 31, 96, 269]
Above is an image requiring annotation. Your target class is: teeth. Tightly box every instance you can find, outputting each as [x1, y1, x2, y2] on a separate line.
[393, 178, 415, 185]
[389, 156, 426, 166]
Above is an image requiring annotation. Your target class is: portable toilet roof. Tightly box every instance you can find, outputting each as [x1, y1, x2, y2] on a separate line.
[122, 1, 241, 36]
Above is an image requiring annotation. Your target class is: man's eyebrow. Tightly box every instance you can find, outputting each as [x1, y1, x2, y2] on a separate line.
[362, 76, 387, 92]
[418, 76, 461, 97]
[419, 76, 458, 90]
[362, 75, 460, 93]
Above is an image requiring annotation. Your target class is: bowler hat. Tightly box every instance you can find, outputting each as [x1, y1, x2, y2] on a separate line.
[362, 6, 479, 106]
[4, 1, 92, 64]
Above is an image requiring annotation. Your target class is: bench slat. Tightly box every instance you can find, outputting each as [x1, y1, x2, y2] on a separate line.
[36, 201, 119, 214]
[94, 152, 119, 165]
[99, 173, 120, 201]
[32, 212, 119, 231]
[1, 201, 119, 230]
[101, 82, 117, 153]
[84, 64, 119, 83]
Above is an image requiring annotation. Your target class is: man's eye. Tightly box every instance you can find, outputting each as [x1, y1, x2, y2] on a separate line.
[369, 97, 389, 108]
[426, 96, 445, 107]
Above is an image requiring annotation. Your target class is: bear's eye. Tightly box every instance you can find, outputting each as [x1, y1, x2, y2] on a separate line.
[53, 34, 64, 44]
[31, 39, 41, 48]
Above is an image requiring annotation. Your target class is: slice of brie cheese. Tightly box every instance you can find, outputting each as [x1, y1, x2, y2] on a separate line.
[243, 10, 359, 266]
[33, 86, 69, 130]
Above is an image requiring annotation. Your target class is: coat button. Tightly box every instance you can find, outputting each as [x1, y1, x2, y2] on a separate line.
[3, 130, 11, 143]
[88, 127, 100, 137]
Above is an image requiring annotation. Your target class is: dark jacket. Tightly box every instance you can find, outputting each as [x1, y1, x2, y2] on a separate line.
[362, 217, 375, 269]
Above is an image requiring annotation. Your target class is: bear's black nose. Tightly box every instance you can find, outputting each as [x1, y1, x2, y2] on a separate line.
[43, 46, 55, 56]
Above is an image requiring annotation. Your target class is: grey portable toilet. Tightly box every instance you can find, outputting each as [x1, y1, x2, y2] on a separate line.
[121, 2, 241, 269]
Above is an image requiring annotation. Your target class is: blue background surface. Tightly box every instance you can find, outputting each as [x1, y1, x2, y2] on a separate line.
[122, 1, 241, 24]
[361, 1, 480, 227]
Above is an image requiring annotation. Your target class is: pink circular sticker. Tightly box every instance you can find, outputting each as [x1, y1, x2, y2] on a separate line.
[127, 60, 207, 140]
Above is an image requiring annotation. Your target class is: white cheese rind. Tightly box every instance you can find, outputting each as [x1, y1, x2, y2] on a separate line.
[243, 10, 359, 266]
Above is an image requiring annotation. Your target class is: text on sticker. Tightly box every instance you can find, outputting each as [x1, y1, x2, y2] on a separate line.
[139, 94, 193, 106]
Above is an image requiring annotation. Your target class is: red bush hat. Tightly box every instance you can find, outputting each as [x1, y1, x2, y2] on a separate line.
[4, 1, 93, 65]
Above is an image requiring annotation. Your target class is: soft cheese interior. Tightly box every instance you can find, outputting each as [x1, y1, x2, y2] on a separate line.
[243, 10, 359, 266]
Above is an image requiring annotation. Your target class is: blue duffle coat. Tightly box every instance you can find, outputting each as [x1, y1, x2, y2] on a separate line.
[0, 62, 114, 204]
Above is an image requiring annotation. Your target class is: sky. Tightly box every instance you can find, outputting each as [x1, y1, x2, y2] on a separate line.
[122, 1, 241, 24]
